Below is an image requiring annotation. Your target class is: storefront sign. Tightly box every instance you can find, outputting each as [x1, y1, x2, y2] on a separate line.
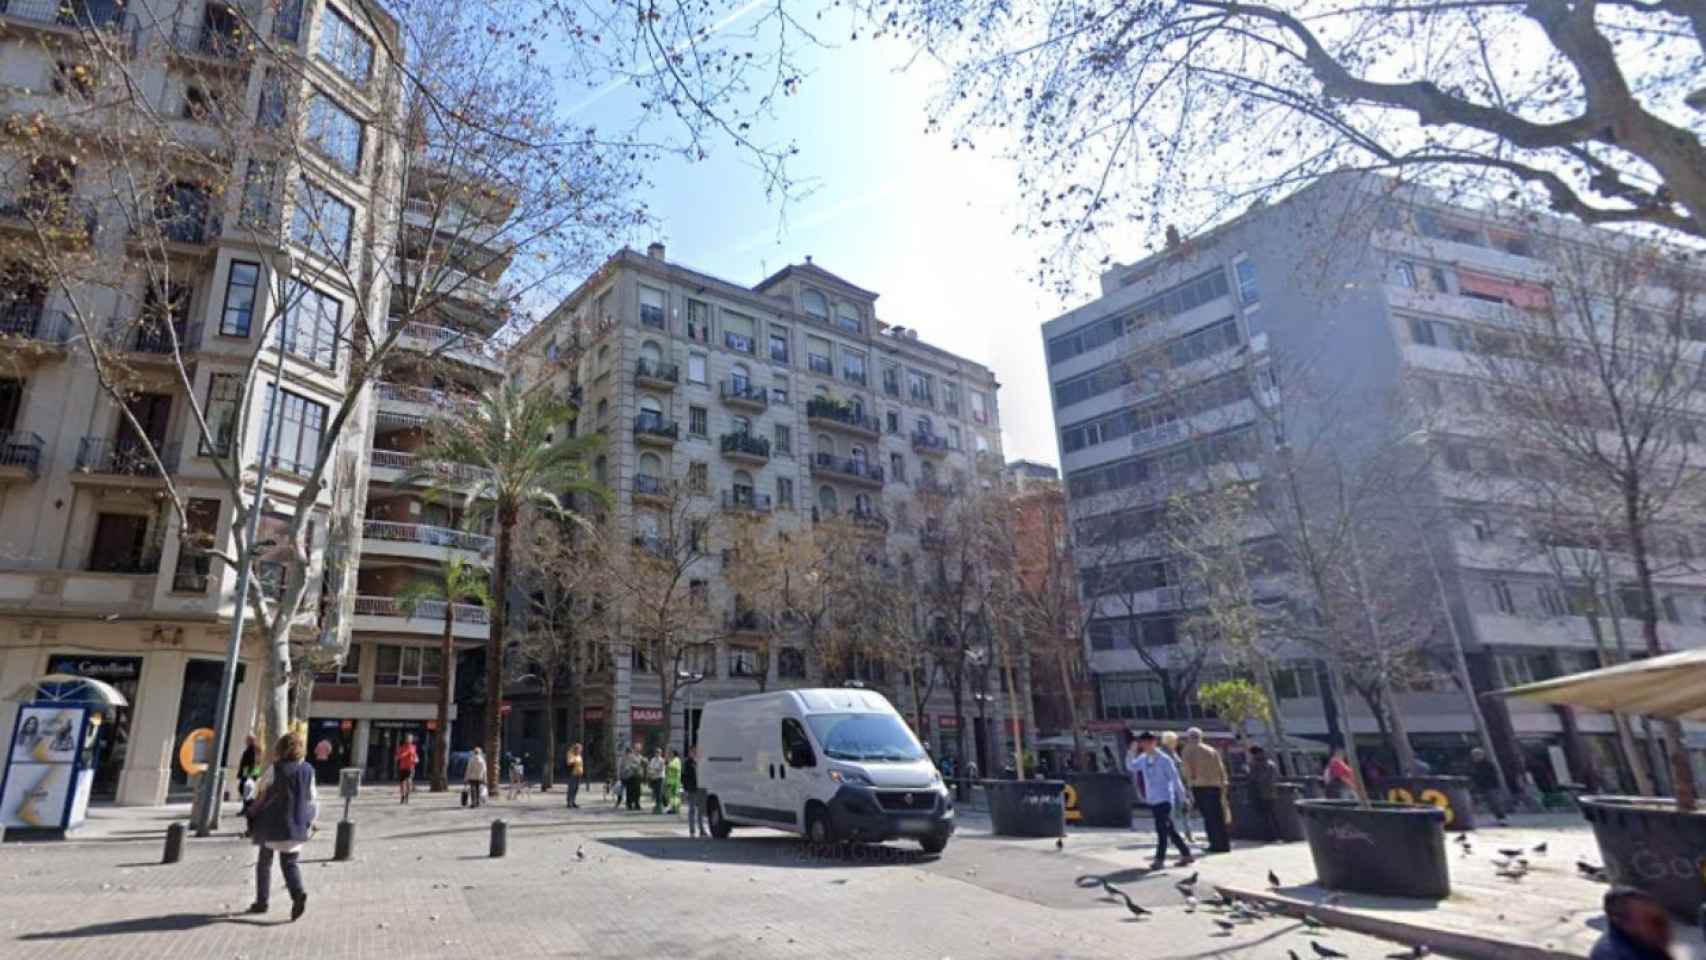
[46, 656, 142, 682]
[583, 706, 606, 722]
[630, 707, 663, 724]
[937, 714, 960, 730]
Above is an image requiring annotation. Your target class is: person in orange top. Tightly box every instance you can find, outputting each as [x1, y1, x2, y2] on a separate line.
[395, 734, 419, 804]
[1322, 747, 1356, 800]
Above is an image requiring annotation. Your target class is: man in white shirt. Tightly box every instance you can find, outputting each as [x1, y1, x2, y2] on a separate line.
[1127, 731, 1194, 870]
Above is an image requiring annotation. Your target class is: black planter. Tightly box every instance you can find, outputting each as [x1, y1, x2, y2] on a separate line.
[1580, 796, 1706, 920]
[1228, 780, 1306, 842]
[1064, 773, 1132, 828]
[1376, 776, 1477, 831]
[1274, 784, 1306, 841]
[1296, 799, 1450, 899]
[987, 779, 1066, 837]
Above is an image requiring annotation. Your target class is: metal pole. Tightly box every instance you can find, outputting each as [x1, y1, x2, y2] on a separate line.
[193, 323, 286, 835]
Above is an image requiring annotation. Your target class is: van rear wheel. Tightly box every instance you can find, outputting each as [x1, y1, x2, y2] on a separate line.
[706, 798, 732, 839]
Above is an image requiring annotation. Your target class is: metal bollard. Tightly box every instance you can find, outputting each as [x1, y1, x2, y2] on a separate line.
[162, 822, 185, 864]
[334, 820, 355, 861]
[489, 818, 507, 858]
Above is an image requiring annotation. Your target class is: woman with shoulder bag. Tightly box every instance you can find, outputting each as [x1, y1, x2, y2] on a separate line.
[247, 733, 317, 921]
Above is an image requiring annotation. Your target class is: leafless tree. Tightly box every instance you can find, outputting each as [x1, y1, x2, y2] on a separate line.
[513, 510, 605, 790]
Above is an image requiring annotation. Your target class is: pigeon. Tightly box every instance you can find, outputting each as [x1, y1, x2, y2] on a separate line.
[1180, 871, 1199, 887]
[1496, 868, 1527, 882]
[1268, 869, 1282, 888]
[1122, 894, 1151, 919]
[1386, 947, 1430, 960]
[1213, 918, 1237, 935]
[1102, 880, 1127, 900]
[1290, 951, 1303, 960]
[1498, 848, 1524, 859]
[1184, 896, 1199, 913]
[1302, 914, 1327, 931]
[1576, 860, 1599, 875]
[1056, 837, 1064, 851]
[1532, 841, 1548, 855]
[1313, 940, 1349, 959]
[575, 844, 585, 861]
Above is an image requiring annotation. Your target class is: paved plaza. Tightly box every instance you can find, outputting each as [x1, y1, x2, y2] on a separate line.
[2, 789, 1701, 960]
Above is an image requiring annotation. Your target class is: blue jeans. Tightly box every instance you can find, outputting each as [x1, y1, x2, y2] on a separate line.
[1149, 802, 1192, 864]
[255, 846, 304, 905]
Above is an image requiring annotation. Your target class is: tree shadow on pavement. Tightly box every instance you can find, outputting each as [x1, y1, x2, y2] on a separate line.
[601, 835, 938, 869]
[17, 913, 261, 940]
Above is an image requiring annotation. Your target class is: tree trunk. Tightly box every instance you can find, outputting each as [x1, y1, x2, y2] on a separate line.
[486, 512, 513, 783]
[1255, 664, 1290, 776]
[541, 677, 557, 792]
[1623, 483, 1698, 809]
[1325, 664, 1369, 805]
[433, 608, 453, 791]
[1378, 678, 1418, 777]
[1057, 648, 1087, 773]
[1588, 552, 1655, 795]
[265, 620, 291, 740]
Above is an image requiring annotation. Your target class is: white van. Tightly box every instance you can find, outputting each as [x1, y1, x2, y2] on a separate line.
[698, 687, 953, 853]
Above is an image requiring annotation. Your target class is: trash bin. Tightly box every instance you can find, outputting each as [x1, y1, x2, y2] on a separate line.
[1273, 784, 1306, 842]
[1380, 776, 1477, 831]
[987, 779, 1066, 837]
[1064, 773, 1132, 828]
[1297, 799, 1450, 899]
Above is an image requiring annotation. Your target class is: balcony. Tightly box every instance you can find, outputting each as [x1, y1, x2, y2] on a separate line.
[394, 258, 500, 307]
[806, 397, 879, 438]
[917, 478, 961, 498]
[721, 490, 772, 516]
[389, 320, 503, 371]
[719, 431, 770, 464]
[0, 190, 99, 240]
[630, 533, 669, 557]
[811, 452, 884, 488]
[368, 449, 492, 487]
[106, 317, 202, 358]
[912, 431, 950, 456]
[374, 381, 480, 428]
[361, 520, 493, 562]
[167, 22, 251, 63]
[634, 413, 679, 447]
[0, 431, 45, 484]
[919, 527, 947, 550]
[0, 0, 128, 30]
[634, 358, 680, 390]
[74, 437, 180, 480]
[725, 609, 770, 634]
[353, 595, 489, 640]
[0, 307, 71, 365]
[850, 505, 887, 529]
[719, 378, 768, 411]
[633, 473, 671, 506]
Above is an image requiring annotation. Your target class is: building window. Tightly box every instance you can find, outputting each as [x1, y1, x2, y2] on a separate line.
[770, 374, 789, 406]
[1662, 595, 1681, 623]
[263, 386, 328, 475]
[291, 179, 353, 264]
[273, 0, 305, 40]
[687, 354, 707, 384]
[769, 326, 790, 363]
[842, 350, 866, 386]
[724, 312, 756, 354]
[240, 159, 278, 229]
[376, 645, 442, 687]
[889, 452, 905, 482]
[774, 424, 792, 454]
[219, 261, 260, 337]
[687, 462, 708, 494]
[1443, 444, 1471, 472]
[639, 286, 666, 329]
[686, 300, 710, 342]
[778, 647, 806, 679]
[306, 91, 363, 174]
[776, 476, 794, 508]
[202, 374, 242, 456]
[882, 363, 900, 397]
[908, 369, 933, 406]
[317, 643, 360, 685]
[688, 406, 708, 437]
[947, 425, 961, 450]
[807, 336, 832, 376]
[1491, 580, 1516, 615]
[1270, 663, 1319, 700]
[1539, 586, 1567, 617]
[1233, 256, 1259, 304]
[171, 498, 221, 592]
[317, 5, 375, 85]
[836, 304, 860, 333]
[886, 410, 899, 434]
[943, 383, 960, 416]
[281, 279, 341, 369]
[802, 289, 829, 322]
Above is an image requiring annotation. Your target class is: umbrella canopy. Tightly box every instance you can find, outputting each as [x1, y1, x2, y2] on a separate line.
[1493, 648, 1706, 720]
[4, 674, 130, 709]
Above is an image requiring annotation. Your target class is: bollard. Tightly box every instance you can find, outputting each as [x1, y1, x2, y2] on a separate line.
[489, 818, 507, 858]
[162, 822, 185, 864]
[334, 820, 355, 861]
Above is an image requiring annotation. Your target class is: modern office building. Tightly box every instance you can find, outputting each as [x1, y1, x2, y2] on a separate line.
[0, 0, 400, 802]
[510, 245, 1016, 777]
[1043, 172, 1706, 789]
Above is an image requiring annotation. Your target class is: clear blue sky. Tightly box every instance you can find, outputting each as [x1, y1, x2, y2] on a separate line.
[568, 30, 1091, 468]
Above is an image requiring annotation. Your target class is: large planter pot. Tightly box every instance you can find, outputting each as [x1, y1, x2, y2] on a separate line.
[1228, 779, 1271, 840]
[1273, 784, 1306, 842]
[1296, 799, 1450, 899]
[1064, 773, 1132, 828]
[1580, 796, 1706, 920]
[1378, 776, 1477, 831]
[988, 779, 1066, 837]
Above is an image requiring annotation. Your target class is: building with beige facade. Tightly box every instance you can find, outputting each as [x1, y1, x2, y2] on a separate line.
[509, 245, 1017, 777]
[0, 0, 401, 803]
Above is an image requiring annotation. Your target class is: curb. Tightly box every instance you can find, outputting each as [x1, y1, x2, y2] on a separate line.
[1217, 886, 1585, 960]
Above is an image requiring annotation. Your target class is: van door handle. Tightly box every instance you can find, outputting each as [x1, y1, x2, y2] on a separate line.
[768, 764, 775, 779]
[780, 765, 786, 780]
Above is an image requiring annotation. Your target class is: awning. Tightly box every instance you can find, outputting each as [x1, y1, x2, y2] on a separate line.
[4, 674, 130, 709]
[1492, 648, 1706, 721]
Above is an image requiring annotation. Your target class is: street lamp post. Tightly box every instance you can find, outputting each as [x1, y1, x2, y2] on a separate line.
[677, 669, 703, 751]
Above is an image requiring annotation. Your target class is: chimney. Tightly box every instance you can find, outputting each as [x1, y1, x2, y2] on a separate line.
[646, 241, 666, 261]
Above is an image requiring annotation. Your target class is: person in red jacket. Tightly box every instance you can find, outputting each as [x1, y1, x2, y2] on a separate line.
[395, 734, 419, 804]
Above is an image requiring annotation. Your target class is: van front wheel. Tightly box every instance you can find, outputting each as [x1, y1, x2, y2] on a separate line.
[918, 834, 949, 854]
[806, 807, 838, 848]
[706, 798, 733, 839]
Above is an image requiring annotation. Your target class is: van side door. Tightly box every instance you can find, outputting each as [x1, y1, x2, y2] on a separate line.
[776, 717, 818, 828]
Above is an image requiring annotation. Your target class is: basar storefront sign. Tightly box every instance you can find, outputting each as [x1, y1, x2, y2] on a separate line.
[630, 707, 664, 724]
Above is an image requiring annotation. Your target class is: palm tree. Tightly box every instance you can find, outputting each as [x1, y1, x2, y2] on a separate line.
[397, 556, 492, 792]
[406, 384, 605, 789]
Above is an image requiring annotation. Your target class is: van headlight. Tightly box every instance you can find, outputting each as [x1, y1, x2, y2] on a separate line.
[830, 769, 873, 786]
[929, 769, 943, 787]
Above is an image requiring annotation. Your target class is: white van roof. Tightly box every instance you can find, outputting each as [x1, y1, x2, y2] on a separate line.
[704, 688, 898, 715]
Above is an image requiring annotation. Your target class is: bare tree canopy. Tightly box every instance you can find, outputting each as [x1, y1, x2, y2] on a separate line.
[866, 0, 1706, 285]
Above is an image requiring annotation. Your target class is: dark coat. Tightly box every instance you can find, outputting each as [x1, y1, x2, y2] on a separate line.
[252, 760, 316, 846]
[1590, 927, 1672, 960]
[682, 756, 699, 792]
[1250, 758, 1280, 799]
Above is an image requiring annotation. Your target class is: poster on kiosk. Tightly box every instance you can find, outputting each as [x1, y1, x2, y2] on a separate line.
[1, 675, 128, 839]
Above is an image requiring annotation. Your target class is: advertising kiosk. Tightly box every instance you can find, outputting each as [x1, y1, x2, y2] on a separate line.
[1, 674, 130, 839]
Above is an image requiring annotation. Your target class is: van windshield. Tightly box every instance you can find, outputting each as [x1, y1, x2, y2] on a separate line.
[805, 713, 926, 763]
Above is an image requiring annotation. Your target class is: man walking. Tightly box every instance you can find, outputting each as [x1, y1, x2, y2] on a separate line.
[682, 747, 705, 837]
[1128, 731, 1193, 870]
[395, 734, 418, 804]
[1248, 745, 1282, 841]
[648, 748, 667, 814]
[623, 745, 644, 811]
[1180, 727, 1230, 853]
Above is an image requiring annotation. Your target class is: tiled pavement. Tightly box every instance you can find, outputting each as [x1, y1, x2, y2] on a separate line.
[0, 789, 1687, 960]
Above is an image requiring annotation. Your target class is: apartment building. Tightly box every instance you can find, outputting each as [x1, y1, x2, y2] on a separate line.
[0, 0, 400, 802]
[1042, 172, 1706, 790]
[510, 245, 1014, 777]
